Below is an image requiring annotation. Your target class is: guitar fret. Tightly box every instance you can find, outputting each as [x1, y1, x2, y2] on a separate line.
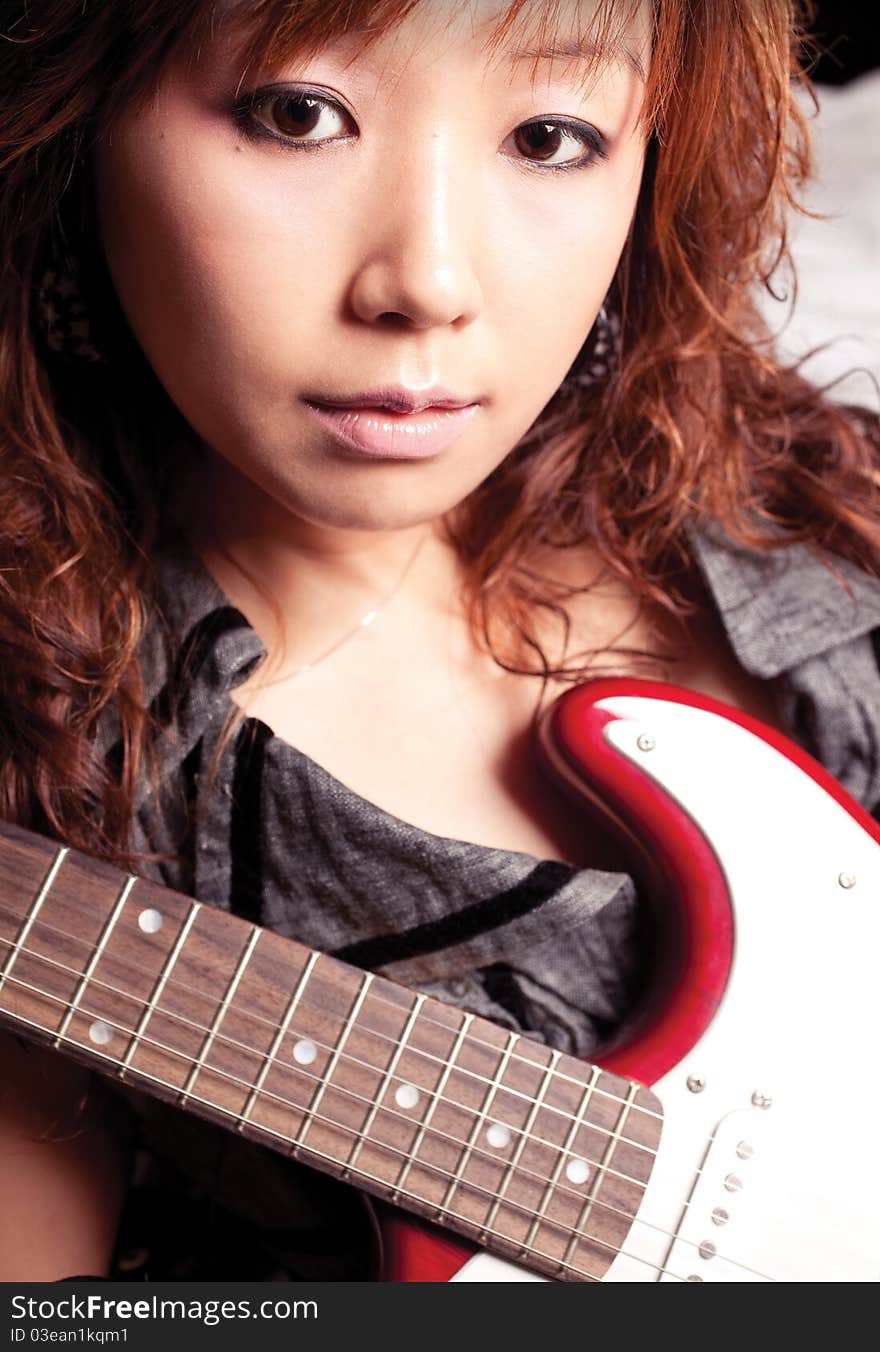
[0, 822, 666, 1283]
[342, 991, 426, 1179]
[520, 1064, 601, 1256]
[178, 924, 262, 1108]
[0, 845, 68, 998]
[118, 900, 202, 1080]
[437, 1028, 519, 1220]
[389, 1010, 474, 1205]
[560, 1080, 639, 1272]
[292, 967, 374, 1154]
[51, 874, 136, 1049]
[477, 1048, 562, 1245]
[8, 950, 624, 1255]
[4, 956, 633, 1254]
[0, 967, 612, 1279]
[236, 949, 320, 1133]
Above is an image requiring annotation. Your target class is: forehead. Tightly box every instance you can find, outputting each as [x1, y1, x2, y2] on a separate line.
[210, 0, 651, 87]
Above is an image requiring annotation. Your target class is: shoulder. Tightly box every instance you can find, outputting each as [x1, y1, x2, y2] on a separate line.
[686, 518, 880, 679]
[687, 517, 880, 811]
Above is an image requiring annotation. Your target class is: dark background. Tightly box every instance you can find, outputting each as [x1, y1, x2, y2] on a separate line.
[810, 4, 880, 84]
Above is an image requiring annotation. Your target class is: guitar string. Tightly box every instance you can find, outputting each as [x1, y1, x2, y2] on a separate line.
[0, 963, 667, 1282]
[0, 897, 769, 1278]
[0, 894, 661, 1132]
[2, 903, 791, 1287]
[0, 962, 774, 1284]
[0, 936, 655, 1195]
[0, 899, 658, 1153]
[0, 939, 776, 1283]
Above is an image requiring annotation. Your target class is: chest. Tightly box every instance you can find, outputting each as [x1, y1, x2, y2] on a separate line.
[232, 587, 791, 872]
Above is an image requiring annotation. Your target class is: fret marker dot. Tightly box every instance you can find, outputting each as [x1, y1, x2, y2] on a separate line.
[487, 1123, 511, 1150]
[292, 1038, 318, 1066]
[89, 1020, 114, 1046]
[137, 908, 163, 934]
[395, 1083, 420, 1111]
[565, 1157, 591, 1186]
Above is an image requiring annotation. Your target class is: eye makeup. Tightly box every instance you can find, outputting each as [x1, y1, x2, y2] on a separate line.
[230, 84, 609, 173]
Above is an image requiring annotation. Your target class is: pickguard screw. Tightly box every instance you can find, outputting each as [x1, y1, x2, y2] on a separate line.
[636, 733, 656, 752]
[687, 1075, 706, 1093]
[838, 872, 857, 889]
[751, 1091, 772, 1109]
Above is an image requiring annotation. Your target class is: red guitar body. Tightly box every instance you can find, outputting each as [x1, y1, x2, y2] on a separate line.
[380, 679, 880, 1282]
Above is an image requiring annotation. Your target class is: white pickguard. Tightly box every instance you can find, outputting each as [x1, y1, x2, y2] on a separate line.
[454, 696, 880, 1282]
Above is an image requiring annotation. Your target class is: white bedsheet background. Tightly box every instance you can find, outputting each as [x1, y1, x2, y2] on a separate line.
[759, 71, 880, 411]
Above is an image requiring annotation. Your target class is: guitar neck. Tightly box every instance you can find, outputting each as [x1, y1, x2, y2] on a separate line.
[0, 819, 661, 1283]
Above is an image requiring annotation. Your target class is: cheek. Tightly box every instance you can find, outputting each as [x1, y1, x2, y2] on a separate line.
[94, 116, 342, 430]
[484, 124, 644, 370]
[492, 171, 641, 381]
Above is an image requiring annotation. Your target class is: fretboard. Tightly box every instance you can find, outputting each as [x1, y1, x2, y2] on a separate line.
[0, 819, 661, 1282]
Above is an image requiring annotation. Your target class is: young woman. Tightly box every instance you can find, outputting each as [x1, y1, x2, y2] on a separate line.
[1, 0, 878, 1281]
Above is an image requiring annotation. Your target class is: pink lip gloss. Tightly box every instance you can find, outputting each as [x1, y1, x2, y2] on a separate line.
[303, 401, 480, 460]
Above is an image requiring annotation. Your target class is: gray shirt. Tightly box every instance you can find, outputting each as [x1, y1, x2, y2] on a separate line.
[129, 522, 880, 1051]
[109, 523, 880, 1279]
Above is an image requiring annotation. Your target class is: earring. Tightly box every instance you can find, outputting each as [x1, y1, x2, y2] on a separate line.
[562, 301, 621, 392]
[36, 252, 106, 365]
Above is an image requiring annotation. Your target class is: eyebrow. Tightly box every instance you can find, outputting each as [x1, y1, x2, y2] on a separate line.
[507, 38, 647, 84]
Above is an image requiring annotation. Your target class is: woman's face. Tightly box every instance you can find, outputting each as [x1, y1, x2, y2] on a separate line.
[95, 0, 650, 535]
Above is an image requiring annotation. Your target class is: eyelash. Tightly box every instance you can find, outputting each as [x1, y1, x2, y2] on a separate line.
[231, 85, 609, 174]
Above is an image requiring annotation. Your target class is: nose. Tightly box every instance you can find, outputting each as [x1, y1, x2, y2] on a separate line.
[347, 133, 484, 331]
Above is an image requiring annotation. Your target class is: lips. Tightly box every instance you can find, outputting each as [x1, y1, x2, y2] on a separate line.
[305, 385, 479, 414]
[303, 399, 480, 460]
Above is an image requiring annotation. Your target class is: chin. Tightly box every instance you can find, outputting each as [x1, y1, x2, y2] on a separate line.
[286, 490, 444, 535]
[286, 474, 483, 535]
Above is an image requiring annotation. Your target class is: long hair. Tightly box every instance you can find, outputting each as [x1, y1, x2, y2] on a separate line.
[1, 0, 878, 862]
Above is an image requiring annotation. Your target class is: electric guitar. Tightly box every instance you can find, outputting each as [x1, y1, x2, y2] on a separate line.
[1, 680, 878, 1282]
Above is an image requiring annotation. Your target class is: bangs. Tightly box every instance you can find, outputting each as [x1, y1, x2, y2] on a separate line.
[185, 0, 664, 122]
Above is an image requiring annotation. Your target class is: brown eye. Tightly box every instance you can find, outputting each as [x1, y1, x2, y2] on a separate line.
[269, 94, 325, 138]
[244, 89, 354, 145]
[511, 120, 605, 170]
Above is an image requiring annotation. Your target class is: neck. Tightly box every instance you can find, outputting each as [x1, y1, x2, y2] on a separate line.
[183, 453, 458, 674]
